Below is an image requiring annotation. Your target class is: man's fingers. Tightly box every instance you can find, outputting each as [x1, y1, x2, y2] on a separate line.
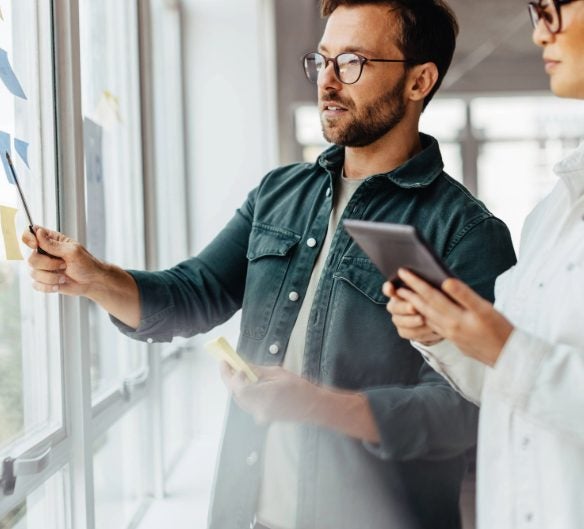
[28, 250, 67, 272]
[30, 269, 68, 286]
[22, 230, 38, 249]
[35, 228, 62, 256]
[32, 281, 61, 294]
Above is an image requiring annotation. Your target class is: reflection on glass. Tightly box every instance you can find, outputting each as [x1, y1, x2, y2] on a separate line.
[93, 402, 149, 529]
[78, 0, 146, 398]
[0, 467, 69, 529]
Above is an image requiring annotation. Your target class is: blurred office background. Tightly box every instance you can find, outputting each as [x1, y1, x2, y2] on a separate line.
[0, 1, 582, 528]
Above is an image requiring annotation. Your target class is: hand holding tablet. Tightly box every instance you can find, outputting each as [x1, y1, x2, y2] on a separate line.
[343, 219, 453, 290]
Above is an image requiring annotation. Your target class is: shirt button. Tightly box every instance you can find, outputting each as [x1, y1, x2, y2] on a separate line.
[522, 437, 530, 449]
[146, 338, 153, 344]
[246, 451, 258, 466]
[307, 238, 317, 248]
[269, 344, 280, 355]
[326, 187, 331, 197]
[288, 291, 300, 302]
[525, 512, 534, 522]
[567, 263, 575, 271]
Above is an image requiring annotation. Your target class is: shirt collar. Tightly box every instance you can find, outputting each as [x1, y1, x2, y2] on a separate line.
[554, 141, 584, 203]
[317, 133, 444, 189]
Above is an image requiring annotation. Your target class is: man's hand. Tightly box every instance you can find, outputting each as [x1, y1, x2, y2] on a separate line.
[22, 226, 141, 329]
[220, 363, 319, 424]
[22, 226, 107, 298]
[383, 281, 443, 346]
[394, 268, 514, 366]
[220, 362, 381, 443]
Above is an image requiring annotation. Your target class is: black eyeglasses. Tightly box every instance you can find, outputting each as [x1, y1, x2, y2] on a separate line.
[528, 0, 582, 34]
[302, 52, 411, 85]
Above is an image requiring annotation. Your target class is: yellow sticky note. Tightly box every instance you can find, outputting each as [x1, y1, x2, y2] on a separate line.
[205, 337, 258, 383]
[0, 7, 4, 21]
[0, 205, 23, 260]
[93, 90, 122, 130]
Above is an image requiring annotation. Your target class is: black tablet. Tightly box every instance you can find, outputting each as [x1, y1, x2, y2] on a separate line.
[343, 219, 453, 289]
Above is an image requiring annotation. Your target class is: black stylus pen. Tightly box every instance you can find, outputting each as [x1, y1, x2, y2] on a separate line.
[4, 151, 51, 257]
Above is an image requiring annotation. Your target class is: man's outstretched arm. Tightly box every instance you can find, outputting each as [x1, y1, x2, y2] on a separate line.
[22, 227, 141, 329]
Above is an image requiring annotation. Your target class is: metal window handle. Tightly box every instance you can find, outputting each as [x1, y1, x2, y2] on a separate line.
[122, 367, 150, 400]
[1, 446, 52, 496]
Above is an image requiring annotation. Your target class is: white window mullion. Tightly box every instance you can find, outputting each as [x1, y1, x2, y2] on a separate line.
[52, 1, 94, 528]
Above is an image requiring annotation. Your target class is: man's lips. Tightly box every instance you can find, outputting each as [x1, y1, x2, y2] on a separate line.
[320, 101, 349, 115]
[320, 103, 347, 110]
[543, 58, 561, 73]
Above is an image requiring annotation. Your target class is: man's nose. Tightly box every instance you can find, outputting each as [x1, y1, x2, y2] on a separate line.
[317, 59, 343, 91]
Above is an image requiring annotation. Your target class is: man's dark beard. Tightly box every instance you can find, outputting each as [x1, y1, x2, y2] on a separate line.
[321, 75, 407, 148]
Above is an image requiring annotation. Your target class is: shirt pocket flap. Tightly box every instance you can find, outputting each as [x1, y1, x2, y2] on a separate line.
[246, 223, 301, 261]
[333, 257, 387, 305]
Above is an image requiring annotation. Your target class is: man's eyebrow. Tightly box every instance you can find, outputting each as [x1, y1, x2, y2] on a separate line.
[317, 44, 379, 56]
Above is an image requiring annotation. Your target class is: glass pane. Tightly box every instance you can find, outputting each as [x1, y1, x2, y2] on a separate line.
[0, 0, 61, 450]
[474, 96, 584, 248]
[0, 467, 69, 529]
[477, 140, 563, 247]
[151, 0, 189, 268]
[472, 96, 584, 140]
[420, 98, 467, 142]
[439, 143, 462, 183]
[93, 402, 149, 529]
[78, 0, 147, 399]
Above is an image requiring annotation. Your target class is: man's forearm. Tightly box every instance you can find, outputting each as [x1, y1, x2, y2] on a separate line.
[307, 387, 380, 444]
[86, 263, 141, 329]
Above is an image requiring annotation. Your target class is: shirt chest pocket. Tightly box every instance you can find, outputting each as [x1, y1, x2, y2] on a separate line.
[332, 257, 387, 305]
[324, 258, 413, 388]
[241, 224, 300, 340]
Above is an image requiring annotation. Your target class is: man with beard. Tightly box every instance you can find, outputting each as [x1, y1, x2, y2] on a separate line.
[24, 1, 516, 529]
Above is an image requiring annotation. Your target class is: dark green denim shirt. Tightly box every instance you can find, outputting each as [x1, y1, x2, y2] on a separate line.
[114, 135, 516, 529]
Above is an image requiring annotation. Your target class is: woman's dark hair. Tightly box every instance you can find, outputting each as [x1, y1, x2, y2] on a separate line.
[321, 0, 459, 108]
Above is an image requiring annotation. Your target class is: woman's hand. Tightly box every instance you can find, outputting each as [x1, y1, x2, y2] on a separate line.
[393, 269, 514, 366]
[384, 281, 443, 346]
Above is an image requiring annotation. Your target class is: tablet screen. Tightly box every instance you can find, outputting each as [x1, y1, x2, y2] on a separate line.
[343, 219, 453, 289]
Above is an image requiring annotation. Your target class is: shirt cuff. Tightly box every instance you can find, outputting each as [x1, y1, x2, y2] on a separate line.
[413, 340, 485, 407]
[488, 329, 550, 409]
[109, 270, 176, 343]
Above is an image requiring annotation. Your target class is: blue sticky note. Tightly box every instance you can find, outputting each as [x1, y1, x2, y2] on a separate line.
[0, 48, 27, 100]
[0, 131, 13, 184]
[14, 139, 29, 168]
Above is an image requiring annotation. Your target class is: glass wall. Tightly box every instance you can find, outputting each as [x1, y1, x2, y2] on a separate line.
[294, 95, 584, 248]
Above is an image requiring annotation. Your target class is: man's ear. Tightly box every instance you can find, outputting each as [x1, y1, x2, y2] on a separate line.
[406, 62, 439, 103]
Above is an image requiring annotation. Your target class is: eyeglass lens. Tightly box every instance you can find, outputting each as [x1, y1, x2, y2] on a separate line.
[529, 1, 561, 33]
[303, 53, 363, 85]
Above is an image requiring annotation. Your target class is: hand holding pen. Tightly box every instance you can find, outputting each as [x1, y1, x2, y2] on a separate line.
[4, 151, 53, 257]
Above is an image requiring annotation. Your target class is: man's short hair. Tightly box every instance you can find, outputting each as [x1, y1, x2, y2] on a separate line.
[321, 0, 459, 108]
